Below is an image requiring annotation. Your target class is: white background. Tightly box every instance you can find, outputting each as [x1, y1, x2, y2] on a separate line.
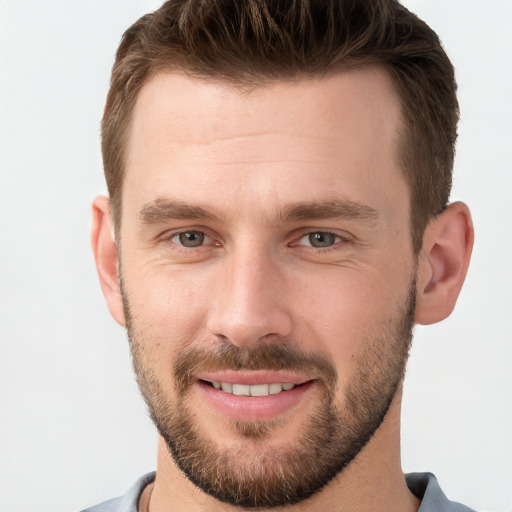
[0, 1, 511, 511]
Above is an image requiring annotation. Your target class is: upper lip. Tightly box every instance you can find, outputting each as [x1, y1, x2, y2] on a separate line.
[194, 370, 313, 386]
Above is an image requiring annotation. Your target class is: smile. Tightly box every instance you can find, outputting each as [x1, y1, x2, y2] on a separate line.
[203, 381, 297, 396]
[195, 374, 315, 422]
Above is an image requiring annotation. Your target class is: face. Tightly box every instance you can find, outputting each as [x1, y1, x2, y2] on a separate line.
[119, 68, 417, 507]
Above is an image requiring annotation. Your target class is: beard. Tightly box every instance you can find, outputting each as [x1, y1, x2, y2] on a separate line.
[123, 282, 416, 509]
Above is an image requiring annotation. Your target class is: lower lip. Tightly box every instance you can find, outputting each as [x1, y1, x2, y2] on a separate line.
[196, 380, 315, 422]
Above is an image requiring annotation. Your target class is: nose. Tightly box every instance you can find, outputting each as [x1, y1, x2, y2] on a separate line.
[206, 245, 293, 348]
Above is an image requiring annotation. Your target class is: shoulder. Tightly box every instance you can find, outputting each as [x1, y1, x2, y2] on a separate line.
[406, 472, 478, 512]
[79, 472, 156, 512]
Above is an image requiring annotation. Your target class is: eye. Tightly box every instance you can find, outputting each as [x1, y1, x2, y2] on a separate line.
[171, 230, 212, 248]
[298, 232, 343, 248]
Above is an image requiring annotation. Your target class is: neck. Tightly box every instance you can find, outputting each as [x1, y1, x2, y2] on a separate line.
[147, 389, 419, 512]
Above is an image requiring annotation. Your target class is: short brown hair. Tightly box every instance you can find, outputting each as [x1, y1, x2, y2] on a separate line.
[102, 0, 458, 253]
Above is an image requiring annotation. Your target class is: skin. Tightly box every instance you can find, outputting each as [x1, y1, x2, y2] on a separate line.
[92, 66, 474, 511]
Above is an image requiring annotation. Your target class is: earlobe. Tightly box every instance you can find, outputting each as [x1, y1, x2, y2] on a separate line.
[415, 202, 474, 325]
[91, 195, 126, 326]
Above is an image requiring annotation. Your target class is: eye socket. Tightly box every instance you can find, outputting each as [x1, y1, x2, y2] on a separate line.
[298, 232, 343, 248]
[171, 230, 210, 248]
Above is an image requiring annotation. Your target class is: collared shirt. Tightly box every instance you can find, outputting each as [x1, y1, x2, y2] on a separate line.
[79, 471, 477, 512]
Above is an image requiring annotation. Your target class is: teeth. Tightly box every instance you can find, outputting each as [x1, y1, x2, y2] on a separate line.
[211, 381, 297, 396]
[232, 384, 250, 396]
[269, 383, 283, 394]
[221, 382, 233, 393]
[250, 384, 269, 396]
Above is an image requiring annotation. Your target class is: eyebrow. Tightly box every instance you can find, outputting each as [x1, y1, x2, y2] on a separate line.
[279, 200, 379, 223]
[140, 198, 221, 224]
[139, 198, 379, 225]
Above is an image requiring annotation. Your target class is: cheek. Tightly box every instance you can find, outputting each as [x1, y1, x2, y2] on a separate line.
[123, 263, 213, 360]
[292, 262, 413, 374]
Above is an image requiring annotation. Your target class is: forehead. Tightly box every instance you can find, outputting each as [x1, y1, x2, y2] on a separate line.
[128, 66, 402, 147]
[124, 67, 406, 222]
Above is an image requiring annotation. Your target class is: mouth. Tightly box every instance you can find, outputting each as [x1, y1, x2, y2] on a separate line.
[202, 380, 302, 396]
[193, 372, 316, 422]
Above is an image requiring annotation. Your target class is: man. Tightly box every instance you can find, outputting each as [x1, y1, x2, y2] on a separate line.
[86, 0, 475, 511]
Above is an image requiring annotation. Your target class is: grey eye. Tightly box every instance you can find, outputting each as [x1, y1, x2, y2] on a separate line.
[176, 231, 206, 247]
[306, 232, 338, 248]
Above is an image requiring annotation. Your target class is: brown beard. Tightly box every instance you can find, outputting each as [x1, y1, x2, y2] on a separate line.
[123, 282, 416, 508]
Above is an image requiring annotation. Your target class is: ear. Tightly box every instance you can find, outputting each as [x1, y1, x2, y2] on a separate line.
[91, 195, 126, 326]
[415, 202, 474, 325]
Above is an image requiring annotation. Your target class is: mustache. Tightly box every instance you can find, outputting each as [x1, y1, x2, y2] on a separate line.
[173, 340, 338, 395]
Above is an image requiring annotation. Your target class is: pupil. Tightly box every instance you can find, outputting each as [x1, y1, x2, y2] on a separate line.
[179, 231, 205, 247]
[309, 232, 335, 247]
